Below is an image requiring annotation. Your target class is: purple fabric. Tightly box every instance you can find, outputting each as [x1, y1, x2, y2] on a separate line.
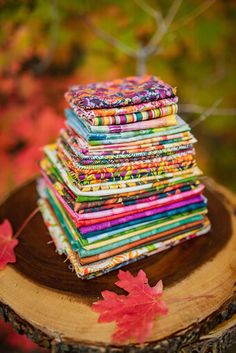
[79, 195, 204, 234]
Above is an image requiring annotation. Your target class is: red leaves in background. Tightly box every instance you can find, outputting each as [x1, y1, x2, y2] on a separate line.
[92, 270, 168, 344]
[0, 74, 65, 197]
[0, 208, 39, 270]
[0, 219, 18, 270]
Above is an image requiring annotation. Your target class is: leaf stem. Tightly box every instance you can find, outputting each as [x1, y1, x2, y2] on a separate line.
[13, 207, 40, 239]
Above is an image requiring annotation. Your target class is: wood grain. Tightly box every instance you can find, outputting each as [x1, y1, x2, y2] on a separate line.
[0, 178, 235, 352]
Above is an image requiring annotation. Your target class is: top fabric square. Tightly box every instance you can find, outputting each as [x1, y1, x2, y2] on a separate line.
[67, 75, 176, 109]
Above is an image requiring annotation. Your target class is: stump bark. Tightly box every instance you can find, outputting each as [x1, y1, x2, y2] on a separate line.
[0, 178, 235, 353]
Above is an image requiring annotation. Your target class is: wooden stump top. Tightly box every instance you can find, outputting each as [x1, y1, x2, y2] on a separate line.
[0, 178, 235, 352]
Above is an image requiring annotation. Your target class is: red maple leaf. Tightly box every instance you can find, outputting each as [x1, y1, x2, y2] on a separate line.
[6, 330, 39, 351]
[92, 270, 168, 344]
[0, 318, 47, 352]
[0, 219, 19, 269]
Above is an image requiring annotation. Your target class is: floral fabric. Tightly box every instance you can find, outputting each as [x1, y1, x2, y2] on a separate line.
[66, 95, 178, 121]
[65, 75, 176, 109]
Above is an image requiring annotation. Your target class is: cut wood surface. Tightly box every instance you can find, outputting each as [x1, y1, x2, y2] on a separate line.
[0, 178, 235, 353]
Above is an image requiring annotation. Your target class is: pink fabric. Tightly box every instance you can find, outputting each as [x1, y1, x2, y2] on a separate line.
[80, 195, 204, 234]
[42, 170, 204, 226]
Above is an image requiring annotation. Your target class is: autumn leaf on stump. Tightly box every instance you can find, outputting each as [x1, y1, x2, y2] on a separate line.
[0, 219, 18, 269]
[0, 208, 39, 270]
[92, 269, 168, 344]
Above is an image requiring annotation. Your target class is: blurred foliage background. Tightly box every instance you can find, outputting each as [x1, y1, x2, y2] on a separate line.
[0, 1, 236, 351]
[0, 0, 236, 198]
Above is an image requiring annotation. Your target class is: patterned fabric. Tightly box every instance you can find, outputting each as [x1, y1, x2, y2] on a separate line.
[39, 196, 210, 279]
[59, 129, 195, 159]
[84, 104, 178, 127]
[37, 75, 211, 279]
[57, 140, 197, 183]
[47, 186, 206, 258]
[42, 161, 204, 220]
[58, 141, 196, 174]
[65, 111, 191, 145]
[77, 109, 178, 133]
[41, 145, 202, 195]
[65, 75, 176, 109]
[41, 162, 200, 212]
[66, 95, 178, 124]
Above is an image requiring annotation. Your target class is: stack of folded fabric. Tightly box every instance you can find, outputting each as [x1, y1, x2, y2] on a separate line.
[38, 75, 211, 280]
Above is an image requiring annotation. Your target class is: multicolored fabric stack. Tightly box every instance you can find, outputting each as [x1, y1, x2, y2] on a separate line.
[37, 75, 211, 280]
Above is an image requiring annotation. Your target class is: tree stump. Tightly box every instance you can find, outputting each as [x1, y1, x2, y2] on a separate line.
[0, 178, 235, 353]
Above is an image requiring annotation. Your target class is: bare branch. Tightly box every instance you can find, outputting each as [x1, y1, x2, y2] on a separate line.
[139, 0, 215, 58]
[179, 103, 236, 117]
[83, 0, 216, 75]
[144, 0, 183, 56]
[189, 98, 222, 128]
[136, 48, 147, 75]
[134, 0, 168, 73]
[134, 0, 164, 23]
[83, 16, 137, 58]
[165, 0, 184, 26]
[171, 0, 216, 32]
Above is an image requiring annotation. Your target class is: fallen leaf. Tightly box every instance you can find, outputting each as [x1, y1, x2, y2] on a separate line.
[0, 219, 18, 270]
[92, 270, 168, 344]
[6, 329, 39, 352]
